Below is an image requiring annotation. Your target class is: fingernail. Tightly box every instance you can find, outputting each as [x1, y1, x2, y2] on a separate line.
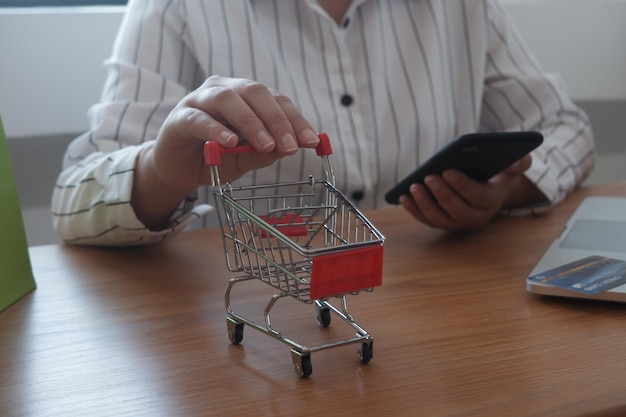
[281, 132, 298, 153]
[220, 130, 237, 146]
[425, 176, 441, 190]
[257, 130, 275, 151]
[444, 171, 459, 183]
[302, 129, 320, 146]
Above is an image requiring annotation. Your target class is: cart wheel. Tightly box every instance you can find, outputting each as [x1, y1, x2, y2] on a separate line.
[315, 304, 331, 328]
[291, 350, 313, 378]
[358, 341, 373, 364]
[227, 317, 244, 345]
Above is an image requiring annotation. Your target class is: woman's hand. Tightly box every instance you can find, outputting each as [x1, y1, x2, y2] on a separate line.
[132, 76, 320, 230]
[150, 75, 319, 190]
[399, 155, 545, 231]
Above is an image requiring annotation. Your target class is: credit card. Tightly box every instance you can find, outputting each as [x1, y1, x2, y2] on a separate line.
[528, 255, 626, 295]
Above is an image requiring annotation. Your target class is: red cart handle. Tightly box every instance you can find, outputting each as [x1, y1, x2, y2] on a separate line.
[204, 132, 332, 166]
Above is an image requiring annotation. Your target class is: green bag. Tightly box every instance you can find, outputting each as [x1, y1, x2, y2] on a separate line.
[0, 117, 36, 312]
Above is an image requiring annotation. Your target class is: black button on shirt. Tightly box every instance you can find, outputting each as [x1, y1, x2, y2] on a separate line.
[351, 191, 364, 202]
[340, 94, 353, 107]
[342, 17, 350, 28]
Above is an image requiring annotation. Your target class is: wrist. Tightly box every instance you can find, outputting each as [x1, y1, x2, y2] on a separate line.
[132, 144, 196, 230]
[502, 177, 546, 209]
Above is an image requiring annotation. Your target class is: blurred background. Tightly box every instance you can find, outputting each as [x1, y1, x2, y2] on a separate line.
[1, 0, 625, 246]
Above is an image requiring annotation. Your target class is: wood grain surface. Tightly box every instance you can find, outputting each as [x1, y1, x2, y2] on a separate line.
[2, 183, 626, 417]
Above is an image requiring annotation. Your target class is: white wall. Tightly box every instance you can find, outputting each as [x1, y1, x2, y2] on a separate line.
[2, 2, 626, 139]
[0, 6, 124, 138]
[502, 0, 626, 101]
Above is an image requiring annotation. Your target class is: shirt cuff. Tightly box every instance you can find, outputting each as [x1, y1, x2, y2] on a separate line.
[107, 143, 214, 245]
[64, 143, 213, 246]
[497, 162, 554, 217]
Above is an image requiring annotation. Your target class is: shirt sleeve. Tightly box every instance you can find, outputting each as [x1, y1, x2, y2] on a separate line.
[51, 0, 212, 246]
[52, 141, 212, 246]
[482, 0, 595, 215]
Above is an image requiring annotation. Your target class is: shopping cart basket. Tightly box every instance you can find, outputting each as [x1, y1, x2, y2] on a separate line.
[204, 133, 385, 377]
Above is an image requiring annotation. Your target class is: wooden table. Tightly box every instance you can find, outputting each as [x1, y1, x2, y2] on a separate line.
[3, 183, 626, 417]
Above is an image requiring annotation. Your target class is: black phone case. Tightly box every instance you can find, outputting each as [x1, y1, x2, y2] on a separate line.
[384, 131, 544, 205]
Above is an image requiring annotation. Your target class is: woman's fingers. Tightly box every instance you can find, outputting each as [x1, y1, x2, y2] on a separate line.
[190, 76, 318, 154]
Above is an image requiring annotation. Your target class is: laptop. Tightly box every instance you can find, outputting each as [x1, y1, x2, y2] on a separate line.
[527, 196, 626, 302]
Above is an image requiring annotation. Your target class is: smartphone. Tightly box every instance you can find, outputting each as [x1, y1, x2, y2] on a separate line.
[384, 131, 544, 205]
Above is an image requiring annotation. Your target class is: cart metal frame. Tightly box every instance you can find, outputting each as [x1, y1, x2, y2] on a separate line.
[204, 133, 385, 377]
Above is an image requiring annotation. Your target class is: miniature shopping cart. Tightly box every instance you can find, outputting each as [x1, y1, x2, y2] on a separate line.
[204, 133, 385, 377]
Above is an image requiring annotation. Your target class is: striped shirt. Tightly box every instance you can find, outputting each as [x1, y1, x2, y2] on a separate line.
[52, 0, 595, 246]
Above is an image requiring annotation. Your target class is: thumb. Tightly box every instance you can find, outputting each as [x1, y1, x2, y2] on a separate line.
[503, 154, 532, 176]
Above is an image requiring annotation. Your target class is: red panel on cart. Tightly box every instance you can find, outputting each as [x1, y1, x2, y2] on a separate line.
[310, 244, 384, 299]
[259, 214, 308, 238]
